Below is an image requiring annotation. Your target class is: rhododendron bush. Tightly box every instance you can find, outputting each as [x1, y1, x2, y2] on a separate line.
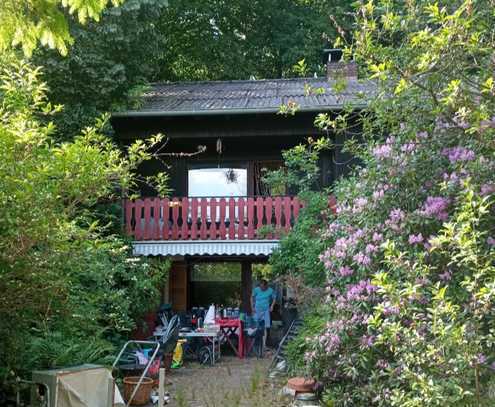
[284, 1, 495, 405]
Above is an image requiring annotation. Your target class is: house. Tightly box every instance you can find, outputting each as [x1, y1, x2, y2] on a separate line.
[111, 50, 375, 313]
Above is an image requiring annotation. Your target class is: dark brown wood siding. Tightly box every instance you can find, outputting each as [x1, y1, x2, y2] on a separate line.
[111, 111, 358, 196]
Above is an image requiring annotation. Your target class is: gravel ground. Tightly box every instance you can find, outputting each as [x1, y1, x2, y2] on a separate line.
[160, 355, 289, 407]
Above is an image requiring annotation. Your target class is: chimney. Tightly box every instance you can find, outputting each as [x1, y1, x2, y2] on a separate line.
[324, 49, 358, 81]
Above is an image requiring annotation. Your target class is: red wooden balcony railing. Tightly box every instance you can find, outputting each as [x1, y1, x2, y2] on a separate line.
[124, 196, 306, 241]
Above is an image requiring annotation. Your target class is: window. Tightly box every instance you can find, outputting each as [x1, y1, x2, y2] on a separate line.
[188, 166, 247, 197]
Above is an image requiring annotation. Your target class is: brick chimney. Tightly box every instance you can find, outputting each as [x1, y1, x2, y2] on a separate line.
[324, 49, 358, 81]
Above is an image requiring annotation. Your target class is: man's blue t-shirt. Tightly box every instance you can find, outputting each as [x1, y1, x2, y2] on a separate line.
[252, 286, 274, 312]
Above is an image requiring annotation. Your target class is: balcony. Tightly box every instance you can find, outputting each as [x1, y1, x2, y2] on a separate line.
[124, 196, 304, 241]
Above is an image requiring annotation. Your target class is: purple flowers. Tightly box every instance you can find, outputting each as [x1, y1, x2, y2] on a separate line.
[401, 142, 416, 153]
[376, 359, 389, 369]
[389, 208, 405, 223]
[439, 270, 452, 281]
[373, 144, 393, 159]
[365, 243, 378, 254]
[353, 252, 371, 266]
[346, 280, 377, 301]
[372, 232, 383, 242]
[481, 183, 495, 196]
[479, 116, 495, 132]
[443, 171, 460, 185]
[325, 334, 341, 353]
[332, 237, 351, 259]
[383, 305, 400, 316]
[339, 265, 354, 277]
[328, 221, 342, 233]
[420, 196, 450, 221]
[408, 233, 424, 245]
[323, 227, 370, 266]
[360, 334, 375, 348]
[372, 184, 390, 201]
[373, 189, 384, 200]
[487, 237, 495, 247]
[442, 146, 475, 163]
[476, 354, 487, 365]
[351, 197, 369, 214]
[385, 208, 406, 231]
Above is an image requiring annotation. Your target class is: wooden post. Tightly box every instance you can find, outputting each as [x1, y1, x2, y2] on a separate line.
[241, 261, 253, 314]
[169, 261, 188, 312]
[158, 368, 165, 407]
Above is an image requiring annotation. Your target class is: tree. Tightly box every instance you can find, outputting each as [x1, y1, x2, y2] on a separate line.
[34, 0, 169, 138]
[0, 0, 123, 56]
[34, 0, 353, 138]
[155, 0, 354, 80]
[0, 56, 168, 391]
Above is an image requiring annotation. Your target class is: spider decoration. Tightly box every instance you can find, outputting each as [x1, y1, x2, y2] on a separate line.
[225, 168, 239, 184]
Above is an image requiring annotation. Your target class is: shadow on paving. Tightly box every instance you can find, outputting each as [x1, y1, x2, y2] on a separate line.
[162, 356, 288, 407]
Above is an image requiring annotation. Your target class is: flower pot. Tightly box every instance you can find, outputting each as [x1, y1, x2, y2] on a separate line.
[287, 377, 316, 393]
[123, 376, 154, 406]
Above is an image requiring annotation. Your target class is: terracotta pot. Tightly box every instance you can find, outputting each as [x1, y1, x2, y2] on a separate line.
[123, 376, 154, 406]
[287, 377, 316, 393]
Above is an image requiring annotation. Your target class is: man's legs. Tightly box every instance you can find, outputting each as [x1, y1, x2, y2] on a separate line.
[263, 309, 271, 351]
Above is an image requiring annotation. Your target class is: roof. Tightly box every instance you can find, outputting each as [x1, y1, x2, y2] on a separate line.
[132, 240, 280, 257]
[115, 77, 376, 117]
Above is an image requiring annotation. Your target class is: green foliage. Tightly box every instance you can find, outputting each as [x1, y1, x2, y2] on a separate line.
[192, 262, 241, 282]
[266, 137, 332, 286]
[34, 0, 170, 137]
[290, 1, 495, 405]
[28, 0, 354, 138]
[264, 137, 331, 194]
[252, 263, 274, 281]
[270, 191, 330, 286]
[365, 190, 495, 406]
[285, 309, 326, 376]
[0, 0, 123, 56]
[154, 0, 353, 81]
[26, 329, 115, 370]
[0, 56, 169, 386]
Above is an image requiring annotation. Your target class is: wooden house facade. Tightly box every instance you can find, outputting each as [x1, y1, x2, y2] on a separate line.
[111, 55, 375, 313]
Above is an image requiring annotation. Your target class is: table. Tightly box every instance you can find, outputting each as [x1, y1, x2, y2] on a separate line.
[216, 319, 244, 359]
[178, 331, 221, 365]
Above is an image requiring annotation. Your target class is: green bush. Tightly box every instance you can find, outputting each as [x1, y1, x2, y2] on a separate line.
[270, 191, 330, 286]
[285, 309, 326, 376]
[281, 1, 495, 405]
[0, 56, 169, 390]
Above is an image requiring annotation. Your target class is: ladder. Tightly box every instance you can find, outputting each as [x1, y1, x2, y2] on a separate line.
[269, 318, 303, 371]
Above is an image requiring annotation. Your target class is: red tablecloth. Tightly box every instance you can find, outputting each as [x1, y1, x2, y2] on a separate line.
[215, 318, 244, 358]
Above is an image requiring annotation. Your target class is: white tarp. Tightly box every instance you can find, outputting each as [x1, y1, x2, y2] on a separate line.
[56, 367, 113, 407]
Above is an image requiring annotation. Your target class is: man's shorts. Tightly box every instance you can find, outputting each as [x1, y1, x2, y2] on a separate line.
[254, 308, 271, 328]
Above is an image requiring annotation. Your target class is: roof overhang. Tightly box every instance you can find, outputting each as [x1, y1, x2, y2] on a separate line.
[132, 240, 280, 257]
[112, 104, 367, 119]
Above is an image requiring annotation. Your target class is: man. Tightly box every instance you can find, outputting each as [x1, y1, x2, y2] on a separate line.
[251, 279, 276, 352]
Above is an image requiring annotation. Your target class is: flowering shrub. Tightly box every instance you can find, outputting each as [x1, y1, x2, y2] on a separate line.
[283, 1, 495, 405]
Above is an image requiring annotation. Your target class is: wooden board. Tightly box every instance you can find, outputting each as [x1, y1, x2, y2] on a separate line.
[169, 261, 188, 312]
[241, 261, 253, 314]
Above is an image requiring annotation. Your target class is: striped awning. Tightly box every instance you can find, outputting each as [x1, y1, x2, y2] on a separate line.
[132, 240, 280, 257]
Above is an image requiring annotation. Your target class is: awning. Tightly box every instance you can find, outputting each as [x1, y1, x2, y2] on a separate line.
[132, 240, 280, 257]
